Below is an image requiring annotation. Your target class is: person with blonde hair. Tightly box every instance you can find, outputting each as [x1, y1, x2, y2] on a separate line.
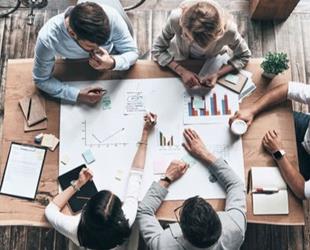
[152, 0, 251, 89]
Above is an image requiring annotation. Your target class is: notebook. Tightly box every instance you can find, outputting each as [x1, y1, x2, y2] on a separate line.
[58, 165, 98, 213]
[251, 167, 289, 215]
[217, 73, 248, 94]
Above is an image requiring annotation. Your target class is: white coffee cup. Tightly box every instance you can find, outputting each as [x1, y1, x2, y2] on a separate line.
[230, 119, 248, 135]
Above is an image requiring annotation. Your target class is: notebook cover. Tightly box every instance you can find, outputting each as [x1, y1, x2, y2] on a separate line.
[58, 165, 98, 213]
[217, 73, 248, 94]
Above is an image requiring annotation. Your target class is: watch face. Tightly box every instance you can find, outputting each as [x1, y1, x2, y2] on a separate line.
[273, 150, 283, 160]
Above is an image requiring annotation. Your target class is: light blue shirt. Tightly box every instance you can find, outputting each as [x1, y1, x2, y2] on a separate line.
[33, 4, 139, 102]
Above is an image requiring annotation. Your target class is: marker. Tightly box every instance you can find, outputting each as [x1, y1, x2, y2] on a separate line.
[252, 188, 279, 194]
[145, 110, 155, 123]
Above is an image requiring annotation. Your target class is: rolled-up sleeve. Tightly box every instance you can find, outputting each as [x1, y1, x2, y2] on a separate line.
[227, 27, 251, 70]
[110, 15, 138, 71]
[288, 81, 310, 105]
[122, 169, 144, 227]
[33, 38, 80, 102]
[151, 12, 176, 67]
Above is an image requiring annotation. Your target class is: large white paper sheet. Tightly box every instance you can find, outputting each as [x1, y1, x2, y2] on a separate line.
[60, 78, 245, 201]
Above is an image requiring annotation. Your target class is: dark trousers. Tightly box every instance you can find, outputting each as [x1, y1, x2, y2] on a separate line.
[294, 112, 310, 180]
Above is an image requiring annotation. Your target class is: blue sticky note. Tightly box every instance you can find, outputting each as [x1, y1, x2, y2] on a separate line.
[82, 149, 95, 164]
[225, 74, 239, 85]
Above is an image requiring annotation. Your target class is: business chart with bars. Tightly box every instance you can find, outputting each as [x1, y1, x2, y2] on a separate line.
[60, 78, 244, 201]
[183, 85, 239, 124]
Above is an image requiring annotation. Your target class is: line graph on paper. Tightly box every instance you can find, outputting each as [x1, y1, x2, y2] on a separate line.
[81, 120, 129, 148]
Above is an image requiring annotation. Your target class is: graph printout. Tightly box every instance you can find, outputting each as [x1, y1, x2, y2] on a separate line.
[183, 85, 239, 124]
[60, 78, 244, 201]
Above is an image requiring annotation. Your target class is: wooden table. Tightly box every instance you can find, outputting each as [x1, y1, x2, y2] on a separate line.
[0, 58, 304, 226]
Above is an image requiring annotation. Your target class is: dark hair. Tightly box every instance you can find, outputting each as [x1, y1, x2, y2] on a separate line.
[69, 2, 110, 45]
[77, 190, 131, 250]
[179, 196, 222, 248]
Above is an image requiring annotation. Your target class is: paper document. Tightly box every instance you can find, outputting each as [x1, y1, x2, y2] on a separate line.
[0, 143, 47, 199]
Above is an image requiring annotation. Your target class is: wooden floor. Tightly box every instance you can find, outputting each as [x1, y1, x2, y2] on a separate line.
[1, 0, 310, 249]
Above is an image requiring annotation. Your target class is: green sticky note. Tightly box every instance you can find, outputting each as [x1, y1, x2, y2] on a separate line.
[193, 96, 205, 109]
[225, 74, 240, 85]
[101, 95, 112, 110]
[181, 154, 197, 167]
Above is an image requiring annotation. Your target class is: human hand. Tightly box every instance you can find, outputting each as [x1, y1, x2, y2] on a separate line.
[77, 167, 94, 188]
[165, 160, 189, 182]
[182, 128, 215, 163]
[229, 108, 255, 127]
[262, 130, 284, 154]
[200, 72, 219, 88]
[143, 112, 157, 132]
[77, 86, 106, 105]
[180, 69, 201, 88]
[89, 47, 115, 70]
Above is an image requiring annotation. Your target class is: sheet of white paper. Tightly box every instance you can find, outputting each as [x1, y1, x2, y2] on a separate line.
[61, 78, 244, 201]
[253, 190, 289, 215]
[198, 53, 230, 77]
[0, 143, 46, 199]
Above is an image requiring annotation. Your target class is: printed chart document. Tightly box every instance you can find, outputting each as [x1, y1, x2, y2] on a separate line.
[0, 142, 47, 200]
[251, 166, 289, 215]
[60, 78, 245, 201]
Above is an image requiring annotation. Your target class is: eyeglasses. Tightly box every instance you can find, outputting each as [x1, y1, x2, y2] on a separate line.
[173, 204, 184, 224]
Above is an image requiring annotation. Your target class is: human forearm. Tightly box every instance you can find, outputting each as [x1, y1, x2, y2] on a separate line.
[52, 180, 83, 209]
[276, 155, 305, 199]
[216, 64, 234, 78]
[251, 83, 288, 115]
[131, 129, 149, 170]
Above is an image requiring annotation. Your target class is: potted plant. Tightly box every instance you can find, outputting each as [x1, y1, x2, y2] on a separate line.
[261, 52, 289, 79]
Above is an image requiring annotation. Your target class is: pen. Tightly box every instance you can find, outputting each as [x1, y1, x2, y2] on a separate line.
[76, 196, 90, 200]
[145, 110, 155, 123]
[252, 188, 279, 194]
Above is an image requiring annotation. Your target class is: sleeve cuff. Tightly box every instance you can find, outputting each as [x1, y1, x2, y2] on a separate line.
[68, 87, 80, 103]
[304, 180, 310, 199]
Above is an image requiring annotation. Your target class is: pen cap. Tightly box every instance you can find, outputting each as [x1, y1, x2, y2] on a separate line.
[230, 119, 248, 136]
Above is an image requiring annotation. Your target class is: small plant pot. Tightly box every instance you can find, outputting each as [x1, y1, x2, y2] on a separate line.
[262, 71, 277, 79]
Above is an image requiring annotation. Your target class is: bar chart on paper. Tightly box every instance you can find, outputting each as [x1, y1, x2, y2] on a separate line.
[183, 85, 239, 124]
[156, 129, 181, 151]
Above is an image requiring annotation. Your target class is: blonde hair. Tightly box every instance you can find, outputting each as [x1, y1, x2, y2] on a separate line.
[180, 1, 228, 48]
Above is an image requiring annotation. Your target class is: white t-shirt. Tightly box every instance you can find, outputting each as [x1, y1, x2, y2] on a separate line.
[287, 81, 310, 198]
[45, 169, 143, 249]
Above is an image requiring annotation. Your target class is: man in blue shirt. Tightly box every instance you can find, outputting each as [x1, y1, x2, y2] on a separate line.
[33, 1, 139, 104]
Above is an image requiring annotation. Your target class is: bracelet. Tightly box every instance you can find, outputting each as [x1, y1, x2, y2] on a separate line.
[174, 64, 181, 72]
[70, 180, 80, 192]
[137, 141, 147, 146]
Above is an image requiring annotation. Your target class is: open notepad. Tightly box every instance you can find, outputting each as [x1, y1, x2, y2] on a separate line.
[251, 167, 289, 215]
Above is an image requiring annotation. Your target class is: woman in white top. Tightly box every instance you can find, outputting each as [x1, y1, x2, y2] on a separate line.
[45, 113, 157, 250]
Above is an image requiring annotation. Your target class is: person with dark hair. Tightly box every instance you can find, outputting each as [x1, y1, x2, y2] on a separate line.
[45, 113, 157, 250]
[33, 0, 138, 105]
[137, 128, 246, 250]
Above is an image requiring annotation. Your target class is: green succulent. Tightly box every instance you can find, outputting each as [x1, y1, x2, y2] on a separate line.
[261, 52, 289, 75]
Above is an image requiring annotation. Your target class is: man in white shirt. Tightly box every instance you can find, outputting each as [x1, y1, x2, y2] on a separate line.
[230, 82, 310, 199]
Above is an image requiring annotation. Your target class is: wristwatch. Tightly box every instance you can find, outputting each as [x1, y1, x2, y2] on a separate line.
[160, 176, 172, 184]
[70, 180, 80, 192]
[272, 149, 286, 160]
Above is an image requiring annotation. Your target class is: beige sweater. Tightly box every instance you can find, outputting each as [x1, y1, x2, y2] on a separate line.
[152, 7, 251, 70]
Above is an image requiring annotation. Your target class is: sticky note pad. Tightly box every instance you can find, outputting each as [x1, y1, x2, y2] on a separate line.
[41, 134, 59, 151]
[61, 155, 70, 165]
[82, 149, 95, 164]
[193, 96, 205, 109]
[181, 154, 197, 167]
[101, 95, 112, 110]
[225, 74, 240, 85]
[115, 169, 124, 181]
